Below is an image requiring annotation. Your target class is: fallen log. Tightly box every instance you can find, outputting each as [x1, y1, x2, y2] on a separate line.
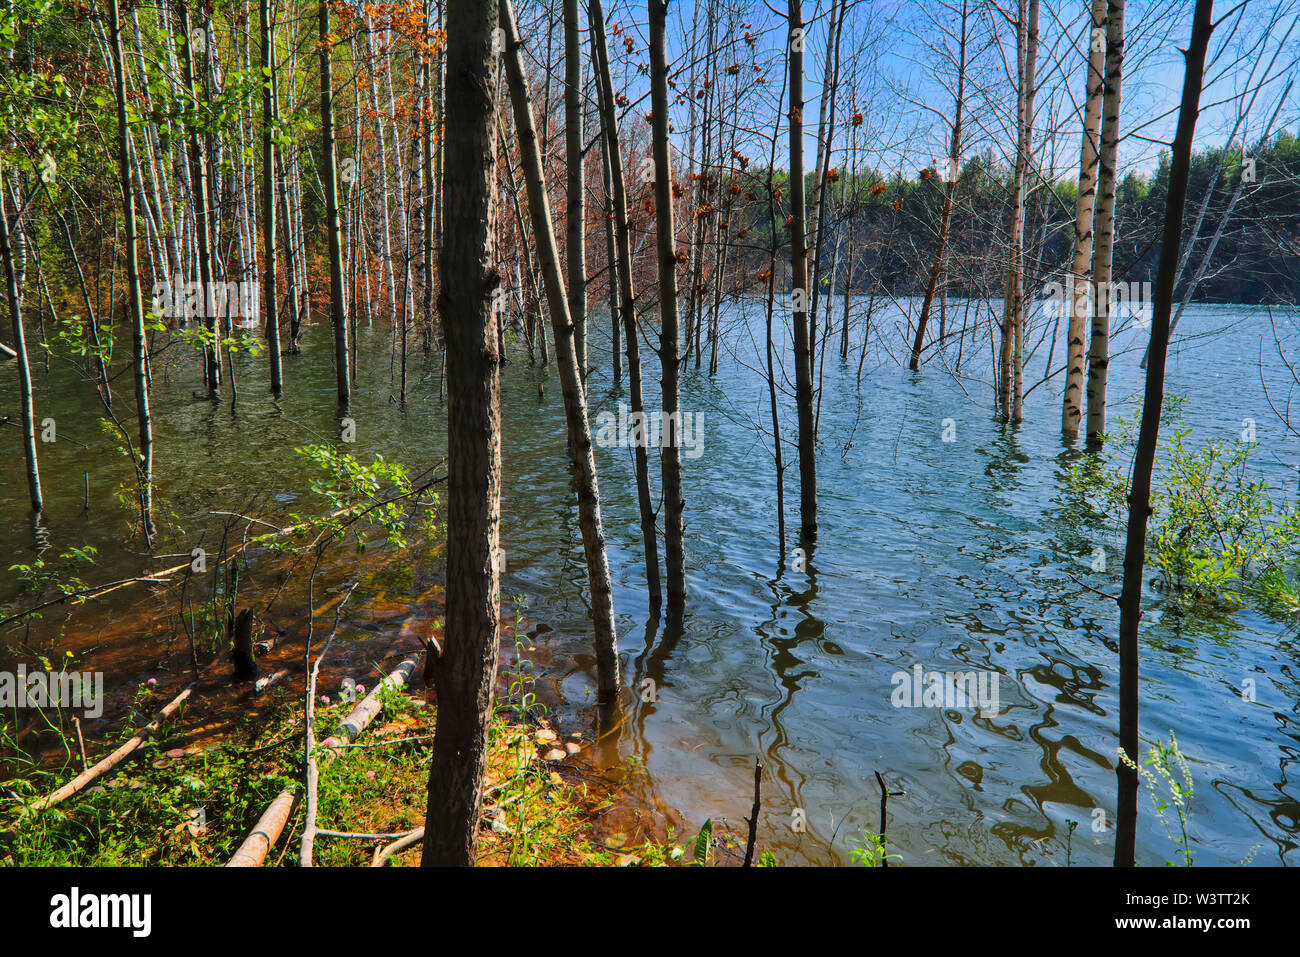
[253, 669, 289, 695]
[23, 685, 194, 816]
[339, 657, 419, 742]
[225, 654, 416, 867]
[225, 787, 296, 867]
[372, 826, 425, 867]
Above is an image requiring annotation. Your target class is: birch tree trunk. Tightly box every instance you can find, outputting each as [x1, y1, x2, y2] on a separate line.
[1085, 0, 1125, 448]
[319, 0, 350, 404]
[110, 0, 154, 540]
[1061, 0, 1107, 437]
[261, 0, 282, 395]
[420, 0, 502, 868]
[501, 0, 620, 695]
[0, 166, 40, 511]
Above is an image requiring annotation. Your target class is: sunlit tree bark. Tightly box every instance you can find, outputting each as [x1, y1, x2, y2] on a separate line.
[1085, 0, 1125, 448]
[421, 0, 501, 868]
[1062, 0, 1107, 438]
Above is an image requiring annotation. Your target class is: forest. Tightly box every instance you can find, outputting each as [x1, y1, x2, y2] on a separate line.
[0, 0, 1298, 880]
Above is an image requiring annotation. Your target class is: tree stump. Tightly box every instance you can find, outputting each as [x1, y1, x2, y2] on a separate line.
[231, 608, 257, 680]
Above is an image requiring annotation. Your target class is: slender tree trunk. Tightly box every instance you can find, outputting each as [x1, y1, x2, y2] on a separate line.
[0, 167, 39, 511]
[788, 0, 817, 542]
[1085, 0, 1124, 448]
[319, 0, 350, 404]
[590, 0, 661, 612]
[420, 0, 501, 868]
[564, 0, 587, 378]
[807, 0, 844, 382]
[110, 0, 154, 541]
[1114, 0, 1213, 867]
[1003, 0, 1037, 423]
[501, 0, 620, 695]
[649, 0, 686, 616]
[1158, 90, 1288, 357]
[422, 0, 436, 353]
[600, 129, 621, 384]
[909, 0, 968, 372]
[178, 2, 219, 395]
[1062, 0, 1107, 437]
[261, 0, 281, 395]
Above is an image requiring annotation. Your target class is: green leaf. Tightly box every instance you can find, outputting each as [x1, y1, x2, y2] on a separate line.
[692, 819, 712, 865]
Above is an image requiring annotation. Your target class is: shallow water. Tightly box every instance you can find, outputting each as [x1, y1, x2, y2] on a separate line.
[2, 298, 1297, 865]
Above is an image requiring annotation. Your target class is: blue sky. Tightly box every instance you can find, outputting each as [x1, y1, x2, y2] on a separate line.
[568, 0, 1299, 181]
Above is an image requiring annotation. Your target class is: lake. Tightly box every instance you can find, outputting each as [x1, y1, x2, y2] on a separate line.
[3, 296, 1297, 865]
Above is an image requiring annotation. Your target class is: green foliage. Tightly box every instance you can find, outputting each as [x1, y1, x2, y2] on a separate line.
[849, 829, 902, 867]
[500, 597, 546, 725]
[290, 444, 440, 550]
[6, 545, 97, 621]
[3, 693, 299, 866]
[1117, 732, 1193, 867]
[691, 818, 713, 865]
[1067, 396, 1300, 610]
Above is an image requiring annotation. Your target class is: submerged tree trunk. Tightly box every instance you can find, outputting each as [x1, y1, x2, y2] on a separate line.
[600, 130, 621, 384]
[788, 0, 817, 542]
[178, 2, 219, 395]
[319, 0, 350, 404]
[1062, 0, 1107, 438]
[1114, 0, 1213, 867]
[564, 0, 586, 378]
[420, 0, 501, 868]
[1086, 0, 1125, 448]
[260, 0, 281, 395]
[590, 0, 661, 613]
[0, 165, 40, 512]
[1001, 0, 1037, 423]
[110, 0, 153, 541]
[649, 0, 686, 616]
[501, 0, 620, 696]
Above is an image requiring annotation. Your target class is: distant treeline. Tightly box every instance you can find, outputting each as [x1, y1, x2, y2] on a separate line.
[709, 132, 1299, 306]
